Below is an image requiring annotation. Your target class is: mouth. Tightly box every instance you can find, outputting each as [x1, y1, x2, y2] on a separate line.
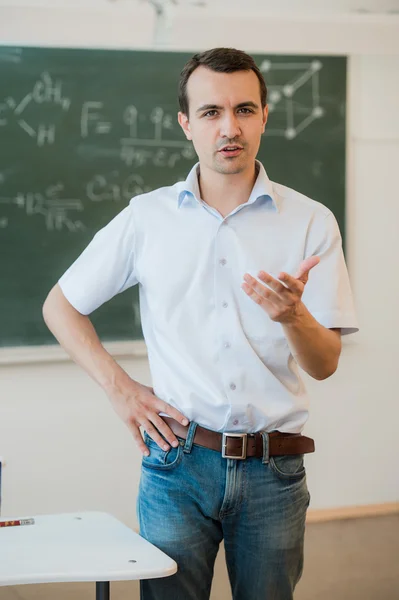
[218, 145, 243, 158]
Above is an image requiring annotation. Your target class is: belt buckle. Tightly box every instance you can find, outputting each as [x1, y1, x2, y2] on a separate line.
[222, 432, 248, 460]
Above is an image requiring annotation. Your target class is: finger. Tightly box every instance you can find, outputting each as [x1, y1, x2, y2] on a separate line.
[242, 274, 280, 305]
[257, 271, 290, 297]
[155, 399, 189, 427]
[141, 418, 171, 451]
[294, 256, 320, 282]
[241, 281, 279, 312]
[127, 422, 150, 457]
[151, 415, 180, 448]
[277, 272, 304, 294]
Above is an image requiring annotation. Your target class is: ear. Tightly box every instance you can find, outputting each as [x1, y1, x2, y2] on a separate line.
[178, 111, 192, 141]
[261, 104, 268, 134]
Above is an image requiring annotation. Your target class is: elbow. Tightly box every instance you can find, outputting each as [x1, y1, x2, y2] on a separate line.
[312, 365, 338, 381]
[42, 286, 56, 325]
[42, 284, 64, 328]
[311, 355, 340, 381]
[42, 291, 52, 326]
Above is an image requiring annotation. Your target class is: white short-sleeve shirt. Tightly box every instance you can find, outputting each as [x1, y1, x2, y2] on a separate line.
[59, 161, 358, 433]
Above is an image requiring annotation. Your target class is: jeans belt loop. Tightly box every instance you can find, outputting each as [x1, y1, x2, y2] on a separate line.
[261, 431, 270, 464]
[183, 421, 198, 454]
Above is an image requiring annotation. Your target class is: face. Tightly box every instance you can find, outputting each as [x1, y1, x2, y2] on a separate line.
[178, 66, 268, 176]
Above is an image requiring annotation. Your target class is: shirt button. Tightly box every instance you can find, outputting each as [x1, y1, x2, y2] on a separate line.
[233, 419, 239, 425]
[224, 342, 231, 349]
[229, 383, 236, 390]
[219, 258, 227, 266]
[222, 302, 228, 308]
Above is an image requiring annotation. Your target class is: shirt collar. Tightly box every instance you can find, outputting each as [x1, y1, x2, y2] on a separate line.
[177, 160, 278, 212]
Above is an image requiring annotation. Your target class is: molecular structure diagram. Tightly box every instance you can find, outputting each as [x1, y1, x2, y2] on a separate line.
[260, 59, 324, 139]
[0, 71, 71, 147]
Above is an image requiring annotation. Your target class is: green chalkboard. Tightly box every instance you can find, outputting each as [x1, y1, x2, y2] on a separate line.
[0, 46, 346, 347]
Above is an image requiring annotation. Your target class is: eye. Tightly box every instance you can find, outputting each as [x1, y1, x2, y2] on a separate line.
[238, 108, 254, 114]
[203, 110, 218, 117]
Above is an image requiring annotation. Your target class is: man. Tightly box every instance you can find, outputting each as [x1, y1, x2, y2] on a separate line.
[43, 48, 358, 600]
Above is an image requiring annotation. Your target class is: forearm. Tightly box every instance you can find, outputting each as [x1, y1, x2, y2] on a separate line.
[282, 302, 341, 380]
[42, 284, 136, 395]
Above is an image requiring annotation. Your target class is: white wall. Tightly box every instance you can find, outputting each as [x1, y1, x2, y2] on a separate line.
[2, 2, 399, 52]
[0, 2, 399, 531]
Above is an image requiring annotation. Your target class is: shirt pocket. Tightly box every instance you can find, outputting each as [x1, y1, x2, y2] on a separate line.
[247, 334, 290, 372]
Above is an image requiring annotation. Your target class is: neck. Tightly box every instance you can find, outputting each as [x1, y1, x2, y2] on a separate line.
[198, 162, 258, 217]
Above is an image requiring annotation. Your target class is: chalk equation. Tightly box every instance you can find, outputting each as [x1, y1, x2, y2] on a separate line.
[86, 172, 153, 202]
[120, 104, 196, 167]
[81, 102, 195, 166]
[0, 172, 167, 232]
[0, 183, 85, 233]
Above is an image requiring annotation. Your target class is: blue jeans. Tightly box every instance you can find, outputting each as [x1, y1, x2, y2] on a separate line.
[137, 422, 310, 600]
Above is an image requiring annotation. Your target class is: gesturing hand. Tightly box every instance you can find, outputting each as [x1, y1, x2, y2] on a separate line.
[241, 256, 320, 324]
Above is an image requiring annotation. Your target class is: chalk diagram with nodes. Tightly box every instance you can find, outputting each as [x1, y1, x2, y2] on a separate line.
[260, 59, 324, 139]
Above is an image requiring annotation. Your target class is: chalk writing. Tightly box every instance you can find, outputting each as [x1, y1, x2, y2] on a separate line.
[0, 183, 85, 232]
[81, 101, 112, 137]
[86, 173, 152, 202]
[0, 72, 71, 146]
[120, 103, 195, 167]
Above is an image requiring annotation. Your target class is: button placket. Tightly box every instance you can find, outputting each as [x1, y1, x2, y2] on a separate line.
[215, 221, 238, 403]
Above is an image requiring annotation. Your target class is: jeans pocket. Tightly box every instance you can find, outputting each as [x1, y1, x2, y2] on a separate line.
[269, 453, 306, 480]
[142, 431, 183, 471]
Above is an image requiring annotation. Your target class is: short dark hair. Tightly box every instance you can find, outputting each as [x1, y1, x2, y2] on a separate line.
[178, 47, 268, 117]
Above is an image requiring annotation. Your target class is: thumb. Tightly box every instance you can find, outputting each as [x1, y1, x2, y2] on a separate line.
[295, 256, 320, 284]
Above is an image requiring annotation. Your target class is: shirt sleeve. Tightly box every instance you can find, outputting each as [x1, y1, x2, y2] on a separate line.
[301, 211, 359, 335]
[58, 201, 138, 315]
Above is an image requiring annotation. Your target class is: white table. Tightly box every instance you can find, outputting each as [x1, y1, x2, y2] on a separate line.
[0, 511, 177, 599]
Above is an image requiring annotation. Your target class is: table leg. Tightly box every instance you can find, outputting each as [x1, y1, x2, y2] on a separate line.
[96, 581, 110, 600]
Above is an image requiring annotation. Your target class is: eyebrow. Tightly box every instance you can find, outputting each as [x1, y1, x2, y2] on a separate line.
[195, 101, 259, 115]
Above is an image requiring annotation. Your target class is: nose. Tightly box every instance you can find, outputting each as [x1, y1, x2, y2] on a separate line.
[220, 112, 241, 139]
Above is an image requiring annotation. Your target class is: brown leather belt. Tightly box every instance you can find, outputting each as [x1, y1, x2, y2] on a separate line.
[163, 417, 315, 460]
